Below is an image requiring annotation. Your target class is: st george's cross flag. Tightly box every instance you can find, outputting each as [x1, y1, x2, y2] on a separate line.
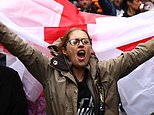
[0, 0, 154, 114]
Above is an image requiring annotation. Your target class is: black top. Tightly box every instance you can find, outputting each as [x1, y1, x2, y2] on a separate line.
[77, 78, 95, 115]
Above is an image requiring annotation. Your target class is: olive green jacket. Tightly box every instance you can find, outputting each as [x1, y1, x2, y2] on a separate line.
[0, 23, 154, 115]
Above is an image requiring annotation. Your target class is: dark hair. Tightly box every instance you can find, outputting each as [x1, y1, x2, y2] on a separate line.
[121, 0, 134, 11]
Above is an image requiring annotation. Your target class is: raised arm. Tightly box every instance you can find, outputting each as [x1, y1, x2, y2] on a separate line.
[0, 22, 51, 84]
[99, 38, 154, 81]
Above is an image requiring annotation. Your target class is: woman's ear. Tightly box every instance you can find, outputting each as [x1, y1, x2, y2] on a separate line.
[61, 47, 68, 56]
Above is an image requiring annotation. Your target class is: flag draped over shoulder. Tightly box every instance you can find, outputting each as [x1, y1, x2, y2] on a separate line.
[0, 0, 154, 114]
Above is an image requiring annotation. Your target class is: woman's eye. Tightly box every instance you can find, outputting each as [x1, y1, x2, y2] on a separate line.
[72, 40, 78, 45]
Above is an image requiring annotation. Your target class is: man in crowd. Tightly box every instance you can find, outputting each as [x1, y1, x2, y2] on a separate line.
[74, 0, 99, 13]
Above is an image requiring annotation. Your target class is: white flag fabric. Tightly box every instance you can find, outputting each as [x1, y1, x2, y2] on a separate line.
[118, 57, 154, 115]
[0, 0, 154, 114]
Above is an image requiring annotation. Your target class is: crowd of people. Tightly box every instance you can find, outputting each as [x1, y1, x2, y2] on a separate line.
[69, 0, 154, 17]
[0, 0, 154, 115]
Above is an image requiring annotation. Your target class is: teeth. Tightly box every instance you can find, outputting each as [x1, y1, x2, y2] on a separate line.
[79, 50, 85, 54]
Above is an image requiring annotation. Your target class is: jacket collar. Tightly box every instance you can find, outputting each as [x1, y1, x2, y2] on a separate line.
[50, 53, 98, 79]
[49, 53, 71, 72]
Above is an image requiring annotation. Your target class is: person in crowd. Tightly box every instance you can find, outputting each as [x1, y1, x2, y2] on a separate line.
[121, 0, 143, 17]
[98, 0, 124, 16]
[98, 0, 117, 15]
[0, 64, 28, 115]
[121, 0, 154, 17]
[74, 0, 100, 14]
[113, 0, 125, 16]
[0, 22, 154, 115]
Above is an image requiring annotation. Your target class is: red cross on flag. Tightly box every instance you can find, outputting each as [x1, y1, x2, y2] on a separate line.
[0, 0, 154, 114]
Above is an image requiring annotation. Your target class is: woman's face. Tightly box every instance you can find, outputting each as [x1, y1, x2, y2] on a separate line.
[62, 29, 92, 68]
[128, 0, 142, 11]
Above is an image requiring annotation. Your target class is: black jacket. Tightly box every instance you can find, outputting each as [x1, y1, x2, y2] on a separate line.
[0, 65, 28, 115]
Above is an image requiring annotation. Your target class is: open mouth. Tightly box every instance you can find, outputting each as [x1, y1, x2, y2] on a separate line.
[77, 50, 86, 60]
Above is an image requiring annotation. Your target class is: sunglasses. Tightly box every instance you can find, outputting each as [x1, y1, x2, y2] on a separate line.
[68, 38, 91, 46]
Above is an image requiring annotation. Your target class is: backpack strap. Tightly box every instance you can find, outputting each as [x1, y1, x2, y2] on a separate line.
[95, 67, 105, 114]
